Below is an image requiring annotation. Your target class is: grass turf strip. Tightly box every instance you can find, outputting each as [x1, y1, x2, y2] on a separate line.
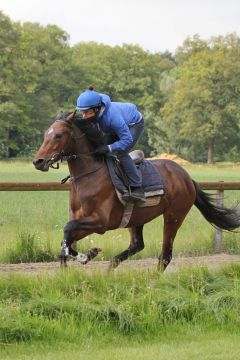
[0, 265, 240, 346]
[1, 332, 240, 360]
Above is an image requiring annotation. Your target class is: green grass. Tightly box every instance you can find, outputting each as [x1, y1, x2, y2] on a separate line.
[0, 161, 239, 263]
[1, 161, 239, 359]
[1, 333, 240, 360]
[1, 265, 240, 359]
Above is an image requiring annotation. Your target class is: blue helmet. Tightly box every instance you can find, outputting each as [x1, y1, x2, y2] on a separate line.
[76, 86, 102, 110]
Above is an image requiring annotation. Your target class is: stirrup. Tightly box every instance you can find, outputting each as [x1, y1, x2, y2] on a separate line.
[131, 194, 146, 202]
[121, 189, 146, 203]
[122, 190, 133, 201]
[130, 187, 146, 202]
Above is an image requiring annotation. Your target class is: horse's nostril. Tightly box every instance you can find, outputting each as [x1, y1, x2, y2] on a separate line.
[33, 158, 44, 166]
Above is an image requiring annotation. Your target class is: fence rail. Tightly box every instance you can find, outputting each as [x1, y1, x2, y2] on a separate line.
[0, 181, 240, 191]
[0, 182, 239, 253]
[0, 182, 71, 191]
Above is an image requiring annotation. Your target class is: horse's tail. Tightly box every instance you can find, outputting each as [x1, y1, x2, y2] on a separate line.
[193, 180, 240, 231]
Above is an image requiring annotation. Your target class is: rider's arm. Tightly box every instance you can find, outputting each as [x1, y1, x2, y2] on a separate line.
[108, 117, 133, 152]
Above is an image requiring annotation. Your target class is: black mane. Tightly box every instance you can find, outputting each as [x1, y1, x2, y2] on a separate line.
[73, 114, 106, 147]
[55, 111, 71, 121]
[55, 111, 105, 147]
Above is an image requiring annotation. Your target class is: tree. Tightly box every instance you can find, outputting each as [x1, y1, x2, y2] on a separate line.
[175, 34, 208, 64]
[1, 11, 177, 158]
[0, 12, 28, 157]
[0, 13, 74, 157]
[161, 34, 240, 163]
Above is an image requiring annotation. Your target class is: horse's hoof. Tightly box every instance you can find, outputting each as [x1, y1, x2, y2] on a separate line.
[76, 253, 89, 264]
[157, 261, 167, 272]
[108, 257, 120, 271]
[61, 262, 68, 268]
[60, 256, 68, 268]
[86, 247, 102, 260]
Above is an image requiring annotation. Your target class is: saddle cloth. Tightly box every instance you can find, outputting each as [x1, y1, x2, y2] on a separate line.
[106, 150, 165, 227]
[106, 150, 165, 196]
[106, 150, 165, 228]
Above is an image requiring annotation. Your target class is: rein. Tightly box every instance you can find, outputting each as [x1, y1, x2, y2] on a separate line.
[61, 151, 97, 161]
[61, 159, 104, 184]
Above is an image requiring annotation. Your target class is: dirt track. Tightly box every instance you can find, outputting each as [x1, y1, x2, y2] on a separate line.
[0, 254, 240, 275]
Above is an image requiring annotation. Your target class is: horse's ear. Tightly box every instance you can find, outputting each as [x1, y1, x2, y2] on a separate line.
[56, 111, 63, 119]
[66, 111, 76, 122]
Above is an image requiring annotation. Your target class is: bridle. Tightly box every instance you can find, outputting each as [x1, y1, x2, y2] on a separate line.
[47, 119, 105, 181]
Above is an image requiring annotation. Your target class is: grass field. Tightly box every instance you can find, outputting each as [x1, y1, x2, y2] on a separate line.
[1, 265, 240, 359]
[0, 160, 239, 263]
[0, 160, 240, 359]
[2, 335, 240, 360]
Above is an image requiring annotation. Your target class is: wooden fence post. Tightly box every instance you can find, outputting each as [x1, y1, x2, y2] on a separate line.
[215, 188, 224, 253]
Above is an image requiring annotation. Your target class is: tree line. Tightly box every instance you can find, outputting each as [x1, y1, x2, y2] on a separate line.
[1, 11, 240, 163]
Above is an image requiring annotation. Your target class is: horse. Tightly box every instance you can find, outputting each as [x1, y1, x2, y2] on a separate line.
[33, 111, 240, 270]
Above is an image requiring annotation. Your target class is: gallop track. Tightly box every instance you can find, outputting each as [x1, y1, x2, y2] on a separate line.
[0, 254, 240, 275]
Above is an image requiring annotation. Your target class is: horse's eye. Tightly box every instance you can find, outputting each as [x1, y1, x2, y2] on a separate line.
[55, 133, 63, 140]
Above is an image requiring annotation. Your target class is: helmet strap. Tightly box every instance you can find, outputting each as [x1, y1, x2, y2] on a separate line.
[97, 104, 105, 118]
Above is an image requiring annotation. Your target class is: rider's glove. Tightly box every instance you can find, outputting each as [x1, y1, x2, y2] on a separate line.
[95, 145, 110, 155]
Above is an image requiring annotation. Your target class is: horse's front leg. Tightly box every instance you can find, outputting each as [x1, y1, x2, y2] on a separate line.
[60, 219, 105, 266]
[60, 230, 95, 266]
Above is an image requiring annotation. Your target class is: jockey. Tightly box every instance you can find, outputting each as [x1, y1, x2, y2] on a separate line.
[76, 85, 146, 202]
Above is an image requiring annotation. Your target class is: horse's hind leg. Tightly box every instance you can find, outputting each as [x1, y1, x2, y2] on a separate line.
[158, 210, 189, 271]
[110, 225, 145, 269]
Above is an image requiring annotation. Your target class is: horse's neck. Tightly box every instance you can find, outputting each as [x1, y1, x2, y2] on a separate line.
[67, 128, 96, 177]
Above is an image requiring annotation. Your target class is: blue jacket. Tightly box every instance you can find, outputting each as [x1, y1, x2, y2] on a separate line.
[96, 94, 142, 152]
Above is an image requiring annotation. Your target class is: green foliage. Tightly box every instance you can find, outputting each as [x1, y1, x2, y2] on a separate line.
[162, 34, 240, 162]
[0, 266, 240, 347]
[0, 11, 239, 162]
[0, 12, 73, 158]
[0, 11, 175, 158]
[6, 231, 56, 263]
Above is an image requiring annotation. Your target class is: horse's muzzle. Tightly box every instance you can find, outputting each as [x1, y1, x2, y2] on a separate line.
[33, 158, 50, 171]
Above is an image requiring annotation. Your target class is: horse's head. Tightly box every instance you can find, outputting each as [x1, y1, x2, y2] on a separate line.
[33, 112, 76, 171]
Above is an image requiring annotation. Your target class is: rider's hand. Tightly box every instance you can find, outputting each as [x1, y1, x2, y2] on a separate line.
[95, 145, 110, 155]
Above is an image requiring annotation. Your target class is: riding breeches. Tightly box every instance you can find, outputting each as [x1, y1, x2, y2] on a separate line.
[115, 119, 144, 188]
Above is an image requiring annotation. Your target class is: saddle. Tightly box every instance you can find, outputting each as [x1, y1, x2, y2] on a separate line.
[106, 150, 165, 207]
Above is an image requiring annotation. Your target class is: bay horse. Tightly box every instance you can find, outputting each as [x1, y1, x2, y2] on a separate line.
[33, 112, 240, 270]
